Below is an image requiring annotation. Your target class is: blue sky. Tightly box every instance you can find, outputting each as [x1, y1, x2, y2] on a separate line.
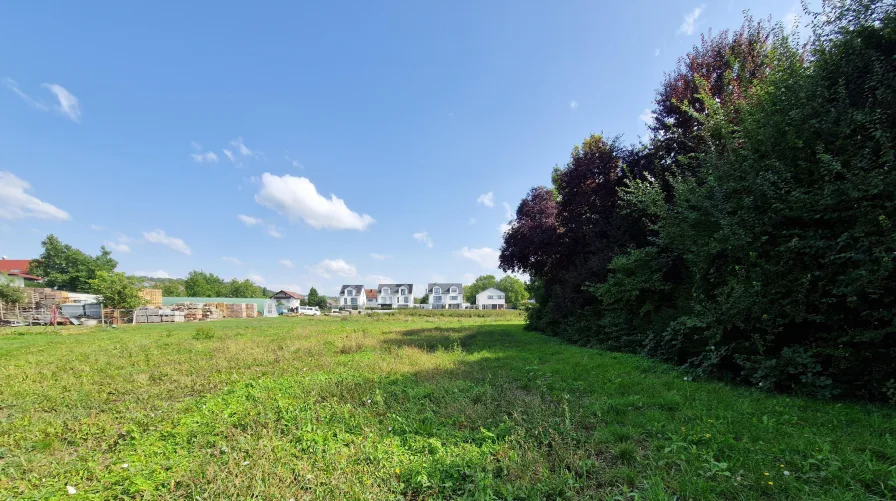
[0, 0, 807, 296]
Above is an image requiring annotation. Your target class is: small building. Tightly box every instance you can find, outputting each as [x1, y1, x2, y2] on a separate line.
[365, 288, 377, 304]
[338, 285, 367, 309]
[476, 287, 506, 310]
[269, 290, 305, 312]
[0, 258, 41, 287]
[427, 283, 463, 309]
[376, 283, 414, 309]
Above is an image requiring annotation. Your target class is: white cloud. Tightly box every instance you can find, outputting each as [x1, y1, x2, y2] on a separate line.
[134, 270, 170, 279]
[469, 217, 476, 225]
[370, 253, 392, 260]
[310, 258, 357, 279]
[222, 256, 243, 265]
[191, 151, 219, 164]
[41, 83, 81, 122]
[677, 5, 705, 36]
[247, 273, 266, 285]
[456, 246, 500, 269]
[90, 224, 108, 231]
[278, 259, 295, 268]
[639, 108, 656, 125]
[237, 214, 282, 238]
[143, 229, 191, 255]
[365, 274, 394, 285]
[499, 223, 512, 235]
[255, 173, 375, 230]
[569, 100, 579, 109]
[222, 149, 236, 164]
[5, 79, 49, 111]
[230, 137, 255, 157]
[104, 241, 131, 253]
[0, 171, 71, 220]
[655, 48, 661, 57]
[503, 201, 513, 220]
[413, 231, 433, 248]
[237, 214, 263, 226]
[477, 191, 495, 208]
[285, 156, 303, 169]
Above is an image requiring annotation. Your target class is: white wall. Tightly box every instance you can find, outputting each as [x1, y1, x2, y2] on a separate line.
[0, 274, 25, 287]
[378, 286, 413, 307]
[428, 286, 463, 308]
[476, 288, 505, 307]
[340, 288, 367, 308]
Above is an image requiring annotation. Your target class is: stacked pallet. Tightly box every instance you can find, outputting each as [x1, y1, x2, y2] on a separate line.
[138, 289, 163, 307]
[206, 302, 227, 317]
[225, 303, 247, 318]
[203, 306, 223, 320]
[135, 307, 185, 323]
[30, 288, 70, 306]
[245, 303, 258, 318]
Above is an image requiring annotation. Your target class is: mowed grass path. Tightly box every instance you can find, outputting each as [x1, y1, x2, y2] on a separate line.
[1, 313, 894, 500]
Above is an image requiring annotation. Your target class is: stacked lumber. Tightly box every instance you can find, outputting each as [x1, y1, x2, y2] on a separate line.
[206, 302, 227, 317]
[135, 307, 185, 323]
[30, 288, 70, 306]
[203, 306, 223, 320]
[139, 289, 163, 307]
[245, 303, 258, 318]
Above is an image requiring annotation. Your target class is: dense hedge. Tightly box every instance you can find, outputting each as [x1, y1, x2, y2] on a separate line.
[501, 1, 896, 402]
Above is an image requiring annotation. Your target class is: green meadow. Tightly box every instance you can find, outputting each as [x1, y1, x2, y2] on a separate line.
[1, 313, 893, 499]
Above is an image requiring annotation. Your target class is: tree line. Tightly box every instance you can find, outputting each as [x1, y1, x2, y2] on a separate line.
[500, 1, 896, 402]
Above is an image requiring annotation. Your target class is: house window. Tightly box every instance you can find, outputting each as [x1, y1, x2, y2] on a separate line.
[399, 287, 406, 295]
[433, 286, 441, 295]
[382, 287, 390, 296]
[347, 288, 354, 296]
[351, 298, 357, 305]
[497, 295, 504, 299]
[487, 295, 494, 299]
[434, 295, 443, 303]
[450, 286, 458, 294]
[450, 295, 458, 301]
[403, 296, 409, 303]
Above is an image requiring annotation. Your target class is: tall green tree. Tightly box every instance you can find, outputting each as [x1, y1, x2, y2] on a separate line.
[88, 271, 145, 309]
[182, 271, 226, 297]
[496, 275, 528, 309]
[27, 235, 118, 292]
[306, 287, 327, 308]
[160, 280, 185, 297]
[463, 275, 498, 304]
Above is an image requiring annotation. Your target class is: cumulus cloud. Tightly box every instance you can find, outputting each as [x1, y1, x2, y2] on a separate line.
[569, 100, 579, 109]
[477, 191, 495, 208]
[456, 246, 500, 269]
[134, 270, 171, 279]
[104, 241, 131, 253]
[222, 149, 236, 164]
[222, 256, 243, 265]
[0, 171, 71, 220]
[370, 253, 391, 260]
[143, 229, 191, 255]
[255, 173, 374, 230]
[413, 231, 433, 248]
[278, 259, 295, 268]
[677, 5, 705, 36]
[310, 258, 357, 278]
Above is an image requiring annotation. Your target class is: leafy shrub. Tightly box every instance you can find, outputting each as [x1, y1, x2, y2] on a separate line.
[193, 326, 215, 340]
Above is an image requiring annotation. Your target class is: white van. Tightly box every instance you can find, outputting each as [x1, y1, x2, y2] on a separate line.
[298, 306, 321, 316]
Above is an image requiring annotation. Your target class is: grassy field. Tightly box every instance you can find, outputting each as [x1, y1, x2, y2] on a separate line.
[1, 313, 894, 500]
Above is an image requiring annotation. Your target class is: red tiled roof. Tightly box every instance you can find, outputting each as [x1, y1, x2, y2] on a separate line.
[271, 290, 304, 300]
[365, 288, 377, 300]
[0, 259, 41, 280]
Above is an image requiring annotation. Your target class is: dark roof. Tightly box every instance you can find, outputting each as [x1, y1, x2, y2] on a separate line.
[376, 283, 414, 294]
[339, 285, 364, 295]
[427, 283, 463, 294]
[270, 290, 304, 300]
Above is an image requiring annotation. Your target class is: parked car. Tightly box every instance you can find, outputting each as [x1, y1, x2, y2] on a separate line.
[298, 306, 321, 316]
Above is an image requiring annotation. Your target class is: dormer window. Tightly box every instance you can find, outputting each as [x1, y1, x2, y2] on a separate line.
[382, 287, 390, 295]
[347, 288, 354, 296]
[433, 286, 441, 295]
[399, 287, 407, 295]
[449, 286, 458, 294]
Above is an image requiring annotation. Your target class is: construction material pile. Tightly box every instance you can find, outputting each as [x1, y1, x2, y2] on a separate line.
[134, 307, 185, 323]
[138, 289, 163, 307]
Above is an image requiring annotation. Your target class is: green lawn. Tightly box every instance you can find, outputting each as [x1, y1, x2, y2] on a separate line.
[1, 313, 894, 499]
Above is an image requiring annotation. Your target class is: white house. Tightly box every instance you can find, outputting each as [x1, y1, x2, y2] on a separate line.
[476, 287, 506, 310]
[269, 290, 305, 312]
[377, 283, 414, 309]
[339, 285, 367, 309]
[427, 283, 463, 309]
